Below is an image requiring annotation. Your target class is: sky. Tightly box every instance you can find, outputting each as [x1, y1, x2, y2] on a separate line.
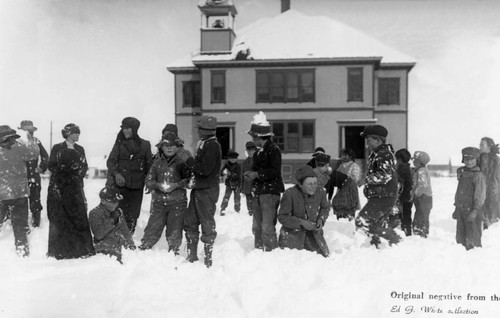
[1, 0, 500, 166]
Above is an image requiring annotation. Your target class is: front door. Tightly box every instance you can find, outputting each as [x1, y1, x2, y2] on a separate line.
[344, 126, 366, 160]
[216, 127, 233, 159]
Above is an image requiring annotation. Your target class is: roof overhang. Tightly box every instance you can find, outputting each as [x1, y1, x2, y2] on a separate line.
[379, 62, 416, 72]
[192, 57, 383, 68]
[166, 66, 200, 74]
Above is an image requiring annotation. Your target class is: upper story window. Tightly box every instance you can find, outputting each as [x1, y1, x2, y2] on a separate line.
[347, 68, 363, 102]
[271, 120, 315, 153]
[211, 70, 226, 103]
[182, 81, 201, 107]
[256, 69, 315, 103]
[378, 77, 400, 105]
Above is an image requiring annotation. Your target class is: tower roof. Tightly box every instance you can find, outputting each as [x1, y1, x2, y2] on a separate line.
[168, 9, 415, 70]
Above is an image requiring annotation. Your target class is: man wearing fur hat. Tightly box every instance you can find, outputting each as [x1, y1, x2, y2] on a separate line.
[278, 165, 330, 257]
[245, 111, 285, 251]
[453, 147, 486, 250]
[355, 125, 400, 247]
[0, 125, 39, 257]
[177, 115, 221, 267]
[106, 117, 153, 234]
[18, 120, 49, 227]
[139, 133, 191, 254]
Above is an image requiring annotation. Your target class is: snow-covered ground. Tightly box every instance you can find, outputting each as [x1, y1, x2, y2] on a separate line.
[1, 177, 500, 318]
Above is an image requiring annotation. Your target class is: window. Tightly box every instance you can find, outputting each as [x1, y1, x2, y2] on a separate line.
[378, 78, 400, 105]
[256, 69, 315, 103]
[271, 120, 315, 153]
[348, 68, 363, 102]
[182, 81, 201, 107]
[211, 71, 226, 103]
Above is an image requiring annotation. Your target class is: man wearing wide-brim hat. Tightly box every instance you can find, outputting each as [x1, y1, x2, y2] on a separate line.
[177, 115, 222, 267]
[244, 111, 285, 251]
[0, 124, 40, 257]
[18, 120, 49, 227]
[355, 125, 400, 247]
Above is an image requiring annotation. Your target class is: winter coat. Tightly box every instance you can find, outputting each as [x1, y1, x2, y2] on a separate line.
[185, 136, 222, 189]
[221, 161, 242, 189]
[364, 144, 398, 199]
[454, 166, 486, 216]
[338, 161, 362, 185]
[251, 139, 285, 195]
[479, 152, 500, 222]
[0, 141, 39, 201]
[145, 153, 191, 206]
[47, 147, 94, 259]
[89, 204, 135, 255]
[278, 185, 330, 256]
[397, 163, 413, 203]
[106, 132, 153, 190]
[241, 156, 254, 194]
[26, 137, 49, 183]
[412, 166, 432, 199]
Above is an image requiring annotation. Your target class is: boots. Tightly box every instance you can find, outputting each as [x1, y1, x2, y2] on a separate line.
[32, 210, 41, 228]
[186, 239, 199, 262]
[204, 244, 213, 268]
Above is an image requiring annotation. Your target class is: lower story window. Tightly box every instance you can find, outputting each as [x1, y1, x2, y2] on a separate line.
[271, 120, 315, 153]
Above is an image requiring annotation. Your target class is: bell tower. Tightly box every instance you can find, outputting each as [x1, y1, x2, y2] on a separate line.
[198, 0, 238, 54]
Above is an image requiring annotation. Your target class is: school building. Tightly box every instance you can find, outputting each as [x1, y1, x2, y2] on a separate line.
[167, 0, 416, 182]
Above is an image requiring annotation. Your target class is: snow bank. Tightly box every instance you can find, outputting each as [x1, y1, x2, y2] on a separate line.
[1, 177, 500, 317]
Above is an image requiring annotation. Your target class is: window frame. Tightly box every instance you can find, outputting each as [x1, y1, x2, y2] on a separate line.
[182, 80, 201, 108]
[270, 120, 315, 153]
[347, 67, 364, 102]
[210, 70, 226, 104]
[256, 69, 315, 103]
[377, 77, 401, 106]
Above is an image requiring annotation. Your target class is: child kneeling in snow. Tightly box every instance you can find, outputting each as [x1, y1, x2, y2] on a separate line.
[278, 165, 330, 257]
[453, 147, 486, 250]
[89, 187, 136, 263]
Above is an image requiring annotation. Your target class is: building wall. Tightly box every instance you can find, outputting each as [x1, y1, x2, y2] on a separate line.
[374, 68, 409, 110]
[200, 64, 375, 111]
[174, 72, 201, 115]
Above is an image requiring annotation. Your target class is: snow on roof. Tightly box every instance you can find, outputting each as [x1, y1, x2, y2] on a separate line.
[168, 9, 415, 69]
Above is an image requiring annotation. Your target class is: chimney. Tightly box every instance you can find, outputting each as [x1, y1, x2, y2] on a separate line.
[281, 0, 290, 13]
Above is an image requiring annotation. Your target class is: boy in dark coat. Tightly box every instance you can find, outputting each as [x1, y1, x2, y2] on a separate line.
[278, 165, 330, 257]
[139, 133, 191, 253]
[453, 147, 486, 250]
[89, 187, 135, 263]
[241, 141, 256, 216]
[0, 125, 39, 257]
[177, 116, 222, 267]
[18, 120, 49, 227]
[220, 150, 242, 215]
[106, 117, 153, 234]
[355, 125, 400, 247]
[244, 112, 285, 251]
[395, 149, 413, 236]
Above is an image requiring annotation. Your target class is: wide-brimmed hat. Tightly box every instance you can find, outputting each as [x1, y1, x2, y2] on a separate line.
[247, 111, 273, 138]
[360, 125, 388, 138]
[99, 187, 123, 202]
[18, 120, 37, 132]
[0, 125, 20, 142]
[196, 116, 217, 130]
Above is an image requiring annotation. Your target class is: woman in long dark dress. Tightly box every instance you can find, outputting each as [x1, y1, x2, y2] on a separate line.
[47, 124, 94, 259]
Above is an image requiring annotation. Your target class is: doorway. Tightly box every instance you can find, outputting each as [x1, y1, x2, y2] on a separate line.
[343, 126, 366, 159]
[216, 126, 233, 159]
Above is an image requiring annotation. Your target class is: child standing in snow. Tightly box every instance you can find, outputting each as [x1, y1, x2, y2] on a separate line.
[220, 150, 242, 215]
[453, 147, 486, 250]
[395, 149, 413, 236]
[411, 151, 433, 237]
[241, 141, 256, 216]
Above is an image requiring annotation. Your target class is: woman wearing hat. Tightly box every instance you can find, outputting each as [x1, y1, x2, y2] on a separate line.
[0, 124, 40, 257]
[277, 165, 330, 257]
[47, 123, 94, 259]
[478, 137, 500, 228]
